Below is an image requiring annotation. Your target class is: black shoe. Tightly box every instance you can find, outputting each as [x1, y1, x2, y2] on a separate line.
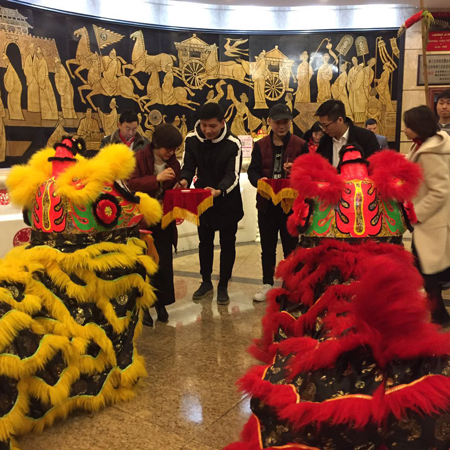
[217, 286, 230, 305]
[192, 281, 213, 300]
[156, 304, 169, 323]
[142, 309, 153, 327]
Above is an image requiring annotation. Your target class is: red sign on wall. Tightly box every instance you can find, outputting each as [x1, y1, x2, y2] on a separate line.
[427, 12, 450, 51]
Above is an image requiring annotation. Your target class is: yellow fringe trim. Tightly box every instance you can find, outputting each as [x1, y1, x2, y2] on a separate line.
[257, 179, 298, 213]
[0, 334, 70, 379]
[0, 310, 43, 352]
[6, 147, 54, 209]
[161, 195, 213, 229]
[0, 380, 29, 442]
[0, 237, 155, 448]
[135, 192, 163, 227]
[54, 144, 135, 206]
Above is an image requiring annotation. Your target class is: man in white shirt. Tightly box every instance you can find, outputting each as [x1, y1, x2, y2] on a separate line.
[436, 89, 450, 136]
[315, 100, 380, 167]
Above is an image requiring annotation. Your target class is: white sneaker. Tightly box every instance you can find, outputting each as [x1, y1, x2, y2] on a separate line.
[253, 284, 273, 302]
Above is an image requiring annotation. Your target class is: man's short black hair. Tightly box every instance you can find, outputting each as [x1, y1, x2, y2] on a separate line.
[199, 103, 224, 122]
[437, 89, 450, 102]
[365, 118, 377, 127]
[403, 105, 439, 141]
[119, 111, 139, 124]
[315, 100, 346, 122]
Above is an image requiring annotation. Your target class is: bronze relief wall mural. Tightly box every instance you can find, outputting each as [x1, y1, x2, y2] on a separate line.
[0, 2, 404, 167]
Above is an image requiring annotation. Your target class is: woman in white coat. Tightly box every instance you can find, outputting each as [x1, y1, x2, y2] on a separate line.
[404, 105, 450, 325]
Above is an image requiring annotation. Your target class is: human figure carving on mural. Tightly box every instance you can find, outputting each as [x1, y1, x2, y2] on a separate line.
[331, 62, 353, 120]
[375, 63, 395, 112]
[347, 56, 366, 123]
[365, 88, 384, 134]
[161, 64, 200, 111]
[143, 112, 161, 142]
[47, 114, 67, 147]
[225, 85, 261, 136]
[363, 58, 376, 102]
[54, 56, 77, 119]
[317, 53, 333, 103]
[139, 63, 162, 110]
[24, 42, 40, 113]
[137, 112, 146, 137]
[97, 98, 118, 137]
[174, 114, 189, 159]
[161, 63, 177, 106]
[0, 90, 6, 162]
[285, 93, 295, 134]
[205, 80, 226, 104]
[180, 114, 188, 139]
[55, 56, 78, 119]
[171, 115, 183, 158]
[294, 51, 313, 105]
[101, 48, 120, 97]
[76, 108, 101, 149]
[36, 46, 58, 120]
[251, 51, 269, 109]
[3, 52, 24, 121]
[172, 115, 181, 129]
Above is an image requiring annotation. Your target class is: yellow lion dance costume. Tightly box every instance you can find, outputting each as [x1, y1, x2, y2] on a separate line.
[0, 137, 162, 449]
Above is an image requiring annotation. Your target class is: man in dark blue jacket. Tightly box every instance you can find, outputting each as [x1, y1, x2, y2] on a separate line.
[180, 103, 243, 305]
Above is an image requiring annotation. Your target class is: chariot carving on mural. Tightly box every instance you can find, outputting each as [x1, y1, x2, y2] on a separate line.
[0, 3, 402, 164]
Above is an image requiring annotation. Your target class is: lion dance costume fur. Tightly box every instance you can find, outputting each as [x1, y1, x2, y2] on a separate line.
[0, 138, 162, 450]
[226, 145, 450, 450]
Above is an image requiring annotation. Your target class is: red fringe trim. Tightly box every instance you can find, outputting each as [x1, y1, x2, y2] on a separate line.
[235, 238, 450, 447]
[289, 153, 344, 206]
[367, 150, 423, 202]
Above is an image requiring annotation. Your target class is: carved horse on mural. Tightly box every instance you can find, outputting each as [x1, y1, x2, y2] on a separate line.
[123, 30, 177, 88]
[204, 44, 253, 88]
[138, 62, 199, 111]
[66, 27, 95, 85]
[78, 51, 141, 111]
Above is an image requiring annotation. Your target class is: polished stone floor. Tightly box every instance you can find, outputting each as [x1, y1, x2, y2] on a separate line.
[17, 239, 450, 450]
[18, 242, 275, 450]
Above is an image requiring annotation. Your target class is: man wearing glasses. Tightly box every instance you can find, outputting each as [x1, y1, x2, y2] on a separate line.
[315, 100, 380, 167]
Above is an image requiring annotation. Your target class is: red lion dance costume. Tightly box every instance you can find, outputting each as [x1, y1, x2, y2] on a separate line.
[226, 145, 450, 450]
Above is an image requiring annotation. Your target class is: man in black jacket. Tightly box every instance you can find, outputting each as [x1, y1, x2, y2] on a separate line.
[179, 103, 243, 305]
[315, 100, 380, 166]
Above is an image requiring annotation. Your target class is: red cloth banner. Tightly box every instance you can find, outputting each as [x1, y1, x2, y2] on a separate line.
[161, 188, 213, 229]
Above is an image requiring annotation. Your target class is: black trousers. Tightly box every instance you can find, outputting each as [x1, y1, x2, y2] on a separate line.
[412, 241, 450, 325]
[258, 203, 298, 286]
[198, 222, 238, 287]
[151, 222, 175, 306]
